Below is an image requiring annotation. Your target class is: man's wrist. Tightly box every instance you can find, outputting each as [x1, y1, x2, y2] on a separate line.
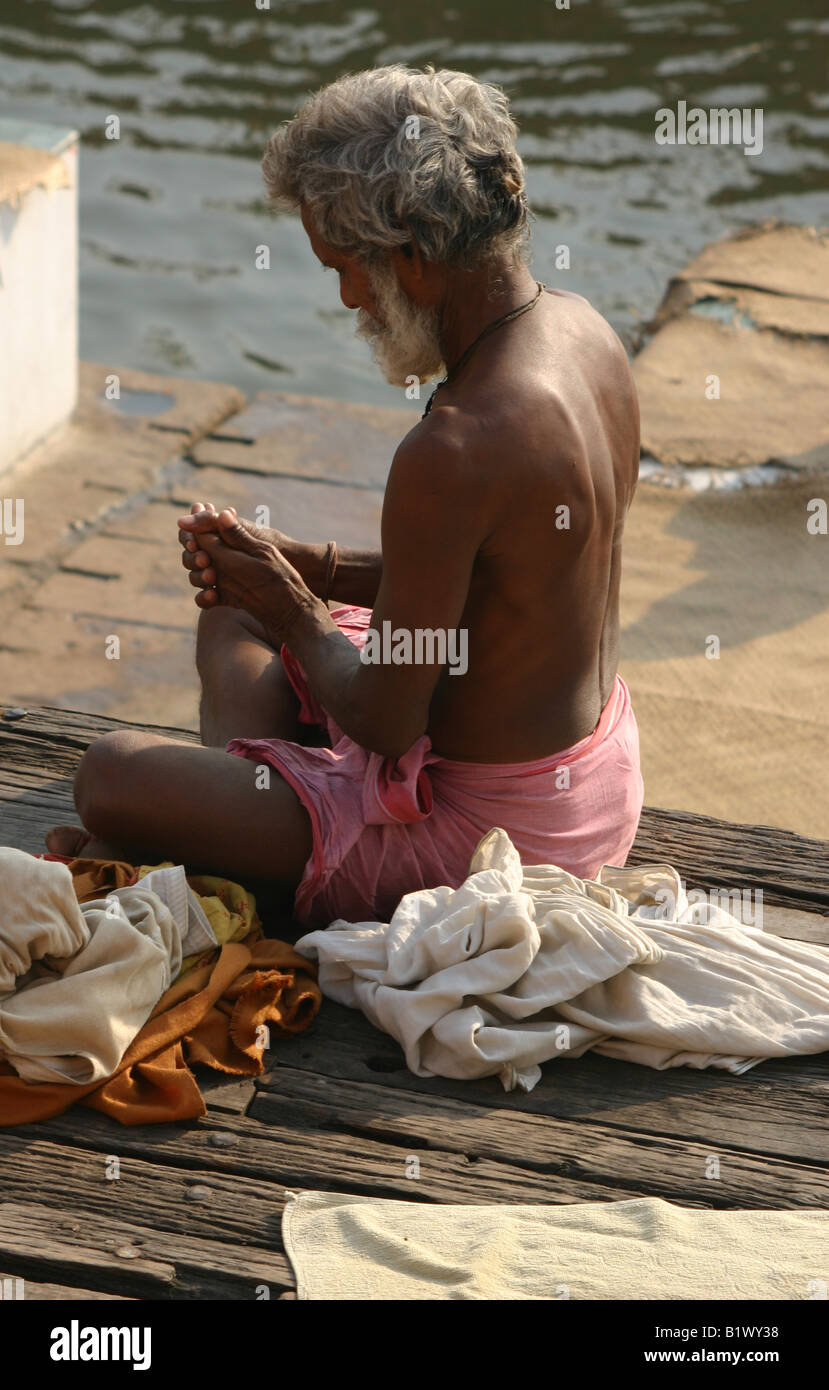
[299, 541, 331, 599]
[264, 587, 327, 650]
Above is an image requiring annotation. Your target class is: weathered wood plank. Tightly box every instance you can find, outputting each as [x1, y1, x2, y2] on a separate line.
[0, 1275, 137, 1300]
[265, 1001, 829, 1162]
[0, 1202, 289, 1301]
[250, 1065, 829, 1210]
[0, 708, 197, 853]
[0, 705, 196, 756]
[0, 801, 75, 854]
[0, 1128, 292, 1294]
[757, 903, 829, 945]
[0, 1204, 176, 1300]
[197, 1071, 258, 1116]
[3, 1105, 629, 1209]
[23, 1077, 829, 1215]
[630, 805, 829, 915]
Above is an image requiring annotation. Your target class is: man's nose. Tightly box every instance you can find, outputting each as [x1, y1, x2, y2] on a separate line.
[339, 281, 362, 312]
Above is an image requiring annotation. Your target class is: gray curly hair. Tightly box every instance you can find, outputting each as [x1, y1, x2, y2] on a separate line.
[262, 63, 530, 269]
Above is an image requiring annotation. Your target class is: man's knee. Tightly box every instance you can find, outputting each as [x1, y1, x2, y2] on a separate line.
[74, 729, 148, 832]
[196, 605, 259, 675]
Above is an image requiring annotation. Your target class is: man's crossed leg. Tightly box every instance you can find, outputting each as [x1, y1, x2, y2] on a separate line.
[46, 605, 314, 887]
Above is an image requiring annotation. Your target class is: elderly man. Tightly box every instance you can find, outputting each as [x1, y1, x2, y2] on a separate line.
[47, 64, 644, 925]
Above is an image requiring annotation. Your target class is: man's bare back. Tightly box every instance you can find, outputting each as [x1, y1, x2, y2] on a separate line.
[395, 286, 639, 762]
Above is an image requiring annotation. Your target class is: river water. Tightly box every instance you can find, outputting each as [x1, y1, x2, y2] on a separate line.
[0, 0, 826, 407]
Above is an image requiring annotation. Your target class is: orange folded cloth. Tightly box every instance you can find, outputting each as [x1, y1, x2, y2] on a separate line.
[61, 856, 138, 902]
[0, 860, 321, 1126]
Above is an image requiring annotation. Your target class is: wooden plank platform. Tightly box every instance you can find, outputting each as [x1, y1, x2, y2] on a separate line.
[0, 706, 827, 1300]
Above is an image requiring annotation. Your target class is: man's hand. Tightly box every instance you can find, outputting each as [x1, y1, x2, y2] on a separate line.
[179, 507, 321, 641]
[179, 501, 323, 603]
[178, 501, 221, 605]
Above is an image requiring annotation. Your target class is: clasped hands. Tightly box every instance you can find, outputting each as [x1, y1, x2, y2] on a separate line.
[178, 501, 318, 643]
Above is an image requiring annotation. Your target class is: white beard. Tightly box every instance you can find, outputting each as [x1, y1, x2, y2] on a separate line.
[355, 260, 445, 387]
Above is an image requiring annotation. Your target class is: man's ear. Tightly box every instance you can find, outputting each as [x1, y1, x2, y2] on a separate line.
[392, 227, 425, 278]
[391, 240, 429, 301]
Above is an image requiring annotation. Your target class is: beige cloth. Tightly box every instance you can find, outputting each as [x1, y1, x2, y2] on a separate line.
[282, 1191, 829, 1300]
[0, 849, 182, 1084]
[296, 828, 829, 1091]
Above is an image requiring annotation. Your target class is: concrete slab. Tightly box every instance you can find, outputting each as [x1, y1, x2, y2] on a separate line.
[100, 498, 205, 547]
[173, 465, 382, 551]
[190, 389, 415, 488]
[623, 689, 829, 841]
[634, 222, 829, 471]
[0, 363, 244, 725]
[634, 314, 829, 469]
[0, 607, 198, 729]
[654, 278, 829, 339]
[0, 364, 243, 577]
[0, 141, 69, 205]
[0, 371, 388, 722]
[25, 567, 192, 630]
[83, 362, 245, 447]
[673, 223, 829, 304]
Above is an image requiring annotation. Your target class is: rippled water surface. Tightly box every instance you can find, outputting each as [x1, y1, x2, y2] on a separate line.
[1, 0, 826, 406]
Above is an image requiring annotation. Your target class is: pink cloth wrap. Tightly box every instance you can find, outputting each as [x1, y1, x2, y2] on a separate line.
[227, 606, 644, 925]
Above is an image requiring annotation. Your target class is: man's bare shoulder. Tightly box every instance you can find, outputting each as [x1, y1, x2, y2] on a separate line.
[392, 375, 587, 491]
[543, 286, 629, 350]
[384, 408, 492, 539]
[390, 405, 488, 486]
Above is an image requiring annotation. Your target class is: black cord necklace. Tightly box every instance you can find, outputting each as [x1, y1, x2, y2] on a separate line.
[422, 280, 546, 418]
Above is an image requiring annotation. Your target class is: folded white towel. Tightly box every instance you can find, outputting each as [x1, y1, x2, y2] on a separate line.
[282, 1191, 829, 1300]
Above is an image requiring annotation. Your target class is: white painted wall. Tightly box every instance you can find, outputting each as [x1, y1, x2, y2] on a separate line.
[0, 124, 78, 474]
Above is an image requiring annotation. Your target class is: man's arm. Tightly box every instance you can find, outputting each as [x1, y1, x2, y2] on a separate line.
[179, 508, 383, 608]
[296, 542, 383, 608]
[281, 425, 487, 758]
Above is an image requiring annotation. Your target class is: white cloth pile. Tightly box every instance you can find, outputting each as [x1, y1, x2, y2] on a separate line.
[0, 849, 216, 1084]
[296, 828, 829, 1092]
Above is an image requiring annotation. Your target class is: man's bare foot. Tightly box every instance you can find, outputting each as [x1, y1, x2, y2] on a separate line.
[45, 825, 134, 862]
